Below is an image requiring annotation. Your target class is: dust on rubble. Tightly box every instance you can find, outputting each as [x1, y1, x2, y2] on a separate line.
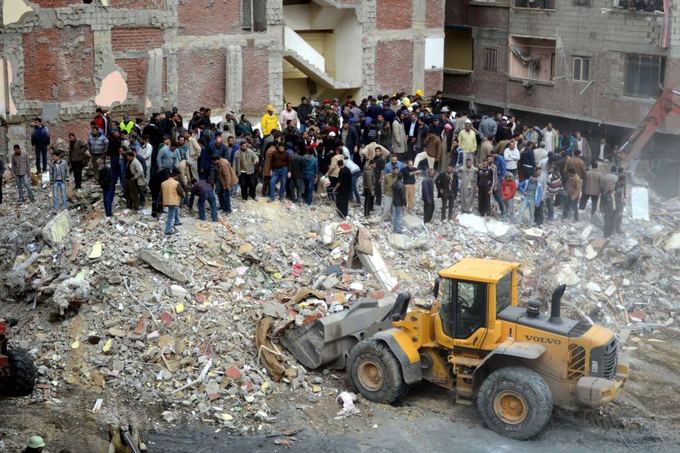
[0, 176, 680, 451]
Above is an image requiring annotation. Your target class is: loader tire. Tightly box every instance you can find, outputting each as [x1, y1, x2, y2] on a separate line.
[477, 366, 552, 440]
[348, 339, 408, 404]
[3, 349, 37, 396]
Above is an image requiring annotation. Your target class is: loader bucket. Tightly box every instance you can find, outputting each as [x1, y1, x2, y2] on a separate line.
[281, 293, 410, 369]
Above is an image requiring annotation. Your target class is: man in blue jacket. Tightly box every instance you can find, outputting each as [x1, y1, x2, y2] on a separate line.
[31, 118, 50, 173]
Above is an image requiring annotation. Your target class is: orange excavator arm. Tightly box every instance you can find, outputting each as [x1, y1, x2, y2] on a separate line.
[621, 88, 680, 161]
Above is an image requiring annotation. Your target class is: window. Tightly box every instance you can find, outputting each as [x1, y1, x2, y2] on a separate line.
[624, 54, 665, 97]
[483, 48, 498, 71]
[454, 281, 487, 339]
[613, 0, 663, 12]
[242, 0, 266, 32]
[509, 36, 556, 82]
[444, 27, 473, 72]
[513, 0, 557, 9]
[573, 56, 590, 81]
[496, 273, 512, 313]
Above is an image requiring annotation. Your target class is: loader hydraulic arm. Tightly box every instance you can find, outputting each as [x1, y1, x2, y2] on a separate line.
[621, 88, 680, 162]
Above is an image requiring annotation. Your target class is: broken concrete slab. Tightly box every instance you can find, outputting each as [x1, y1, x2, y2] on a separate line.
[42, 210, 73, 246]
[459, 213, 518, 238]
[138, 250, 189, 283]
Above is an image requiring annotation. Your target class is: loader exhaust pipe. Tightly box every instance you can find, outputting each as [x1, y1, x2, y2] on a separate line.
[550, 284, 567, 324]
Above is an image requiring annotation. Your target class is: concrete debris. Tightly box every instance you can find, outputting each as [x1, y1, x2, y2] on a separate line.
[138, 250, 190, 283]
[1, 170, 678, 440]
[41, 210, 72, 245]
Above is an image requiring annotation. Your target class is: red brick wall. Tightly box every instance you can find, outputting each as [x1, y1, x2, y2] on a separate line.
[49, 119, 93, 142]
[23, 27, 95, 102]
[109, 0, 166, 8]
[241, 47, 270, 115]
[375, 40, 413, 94]
[178, 0, 241, 35]
[376, 0, 412, 30]
[111, 27, 163, 52]
[426, 0, 444, 29]
[424, 70, 443, 97]
[28, 0, 81, 7]
[116, 58, 147, 97]
[177, 49, 226, 112]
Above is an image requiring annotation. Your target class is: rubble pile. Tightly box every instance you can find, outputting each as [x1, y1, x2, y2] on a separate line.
[1, 179, 679, 434]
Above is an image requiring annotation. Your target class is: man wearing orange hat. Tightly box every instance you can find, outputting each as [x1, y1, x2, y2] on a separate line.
[261, 104, 279, 137]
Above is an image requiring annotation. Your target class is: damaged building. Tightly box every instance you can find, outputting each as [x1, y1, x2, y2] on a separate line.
[443, 0, 680, 197]
[0, 0, 444, 159]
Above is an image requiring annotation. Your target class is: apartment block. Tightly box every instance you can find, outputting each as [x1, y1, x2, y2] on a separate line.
[444, 0, 679, 195]
[0, 0, 444, 155]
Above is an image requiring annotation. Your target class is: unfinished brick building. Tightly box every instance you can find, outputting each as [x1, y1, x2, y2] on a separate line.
[0, 0, 445, 157]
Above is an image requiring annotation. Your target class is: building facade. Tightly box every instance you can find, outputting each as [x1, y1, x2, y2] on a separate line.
[444, 0, 679, 132]
[444, 0, 680, 196]
[0, 0, 445, 154]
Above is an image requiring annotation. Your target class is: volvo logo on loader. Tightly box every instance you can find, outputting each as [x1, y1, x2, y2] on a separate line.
[525, 335, 562, 345]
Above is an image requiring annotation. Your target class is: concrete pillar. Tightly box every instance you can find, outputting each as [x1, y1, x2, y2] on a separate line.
[145, 48, 163, 114]
[412, 36, 425, 94]
[226, 45, 243, 113]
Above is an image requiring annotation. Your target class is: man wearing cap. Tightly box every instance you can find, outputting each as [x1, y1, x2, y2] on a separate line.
[261, 104, 280, 137]
[457, 119, 477, 164]
[22, 435, 45, 453]
[440, 123, 454, 172]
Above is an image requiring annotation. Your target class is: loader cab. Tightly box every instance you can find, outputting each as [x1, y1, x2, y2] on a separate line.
[434, 258, 519, 350]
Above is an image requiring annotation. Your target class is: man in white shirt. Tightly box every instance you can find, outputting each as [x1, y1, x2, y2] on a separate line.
[138, 136, 153, 182]
[503, 140, 520, 178]
[343, 157, 362, 204]
[279, 103, 299, 130]
[542, 123, 558, 153]
[598, 138, 611, 162]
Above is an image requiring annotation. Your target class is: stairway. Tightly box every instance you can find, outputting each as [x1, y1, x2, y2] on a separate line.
[283, 26, 359, 90]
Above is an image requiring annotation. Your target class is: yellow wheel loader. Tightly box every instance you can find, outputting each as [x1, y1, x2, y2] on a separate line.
[283, 258, 629, 440]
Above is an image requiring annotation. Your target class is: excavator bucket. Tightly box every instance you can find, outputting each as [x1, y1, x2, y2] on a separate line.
[281, 293, 410, 370]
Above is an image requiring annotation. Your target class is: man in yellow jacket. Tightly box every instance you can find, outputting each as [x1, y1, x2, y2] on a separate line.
[161, 168, 185, 235]
[261, 104, 279, 137]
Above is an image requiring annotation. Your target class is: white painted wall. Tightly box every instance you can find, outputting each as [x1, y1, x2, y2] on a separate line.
[283, 4, 342, 30]
[425, 37, 445, 70]
[334, 11, 362, 86]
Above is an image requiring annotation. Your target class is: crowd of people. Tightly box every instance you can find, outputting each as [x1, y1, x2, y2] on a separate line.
[1, 89, 629, 238]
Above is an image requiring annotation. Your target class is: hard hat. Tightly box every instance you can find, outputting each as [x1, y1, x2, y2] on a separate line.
[415, 89, 423, 96]
[266, 104, 274, 111]
[28, 436, 46, 449]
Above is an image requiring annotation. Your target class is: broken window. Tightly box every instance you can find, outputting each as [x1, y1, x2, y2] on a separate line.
[513, 0, 556, 9]
[483, 48, 498, 72]
[243, 0, 267, 32]
[624, 54, 665, 97]
[613, 0, 663, 12]
[444, 27, 473, 72]
[572, 56, 590, 81]
[509, 36, 556, 82]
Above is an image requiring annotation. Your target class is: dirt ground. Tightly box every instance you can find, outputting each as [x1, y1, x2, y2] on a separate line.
[2, 329, 680, 452]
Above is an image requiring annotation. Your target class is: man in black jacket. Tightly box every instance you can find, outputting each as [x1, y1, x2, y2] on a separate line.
[334, 159, 352, 219]
[422, 169, 435, 224]
[391, 173, 406, 233]
[477, 160, 494, 216]
[435, 164, 458, 222]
